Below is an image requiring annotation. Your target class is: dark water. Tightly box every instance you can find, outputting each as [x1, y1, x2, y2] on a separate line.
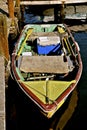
[64, 32, 87, 130]
[6, 6, 87, 130]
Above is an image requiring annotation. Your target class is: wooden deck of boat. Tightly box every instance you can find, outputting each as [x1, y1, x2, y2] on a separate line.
[0, 56, 5, 130]
[20, 55, 69, 74]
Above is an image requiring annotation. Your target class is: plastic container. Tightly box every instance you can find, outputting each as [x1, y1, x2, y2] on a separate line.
[37, 36, 61, 55]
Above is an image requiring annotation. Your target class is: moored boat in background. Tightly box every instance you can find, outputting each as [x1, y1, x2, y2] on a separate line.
[11, 23, 82, 118]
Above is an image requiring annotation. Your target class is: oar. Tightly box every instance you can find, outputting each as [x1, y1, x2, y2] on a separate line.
[58, 26, 71, 55]
[57, 26, 68, 62]
[17, 28, 33, 57]
[27, 74, 55, 80]
[64, 35, 79, 66]
[57, 26, 78, 66]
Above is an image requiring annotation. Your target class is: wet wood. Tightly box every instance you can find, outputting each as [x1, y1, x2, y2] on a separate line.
[20, 56, 69, 73]
[16, 0, 20, 7]
[0, 14, 10, 63]
[15, 0, 21, 20]
[0, 56, 5, 130]
[7, 0, 15, 19]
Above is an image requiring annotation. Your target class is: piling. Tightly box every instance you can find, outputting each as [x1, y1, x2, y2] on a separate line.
[0, 14, 10, 64]
[15, 0, 21, 20]
[60, 1, 65, 23]
[7, 0, 15, 19]
[16, 0, 20, 7]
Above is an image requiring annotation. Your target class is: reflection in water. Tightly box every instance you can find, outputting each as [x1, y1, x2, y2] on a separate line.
[24, 6, 55, 24]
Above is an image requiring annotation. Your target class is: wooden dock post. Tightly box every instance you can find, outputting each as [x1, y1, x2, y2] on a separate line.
[7, 0, 15, 20]
[60, 1, 65, 23]
[16, 0, 20, 7]
[7, 0, 19, 33]
[15, 0, 21, 19]
[0, 14, 10, 64]
[0, 14, 10, 89]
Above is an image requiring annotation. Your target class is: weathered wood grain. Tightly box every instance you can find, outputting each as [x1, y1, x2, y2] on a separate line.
[20, 55, 69, 73]
[0, 57, 5, 130]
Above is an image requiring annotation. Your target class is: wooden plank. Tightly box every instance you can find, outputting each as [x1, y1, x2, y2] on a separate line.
[20, 0, 87, 5]
[20, 56, 69, 73]
[0, 56, 5, 130]
[29, 31, 58, 40]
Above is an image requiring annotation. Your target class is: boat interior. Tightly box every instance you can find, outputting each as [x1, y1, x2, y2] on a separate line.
[15, 25, 79, 82]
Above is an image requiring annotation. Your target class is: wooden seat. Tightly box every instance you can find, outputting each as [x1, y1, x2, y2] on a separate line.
[29, 31, 59, 41]
[20, 55, 69, 74]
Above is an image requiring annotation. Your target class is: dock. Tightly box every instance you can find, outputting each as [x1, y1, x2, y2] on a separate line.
[20, 0, 87, 5]
[0, 57, 5, 130]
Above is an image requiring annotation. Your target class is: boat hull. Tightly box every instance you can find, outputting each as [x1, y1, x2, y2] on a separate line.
[11, 23, 82, 118]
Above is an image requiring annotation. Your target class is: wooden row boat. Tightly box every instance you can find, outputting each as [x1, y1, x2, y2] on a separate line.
[11, 23, 82, 118]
